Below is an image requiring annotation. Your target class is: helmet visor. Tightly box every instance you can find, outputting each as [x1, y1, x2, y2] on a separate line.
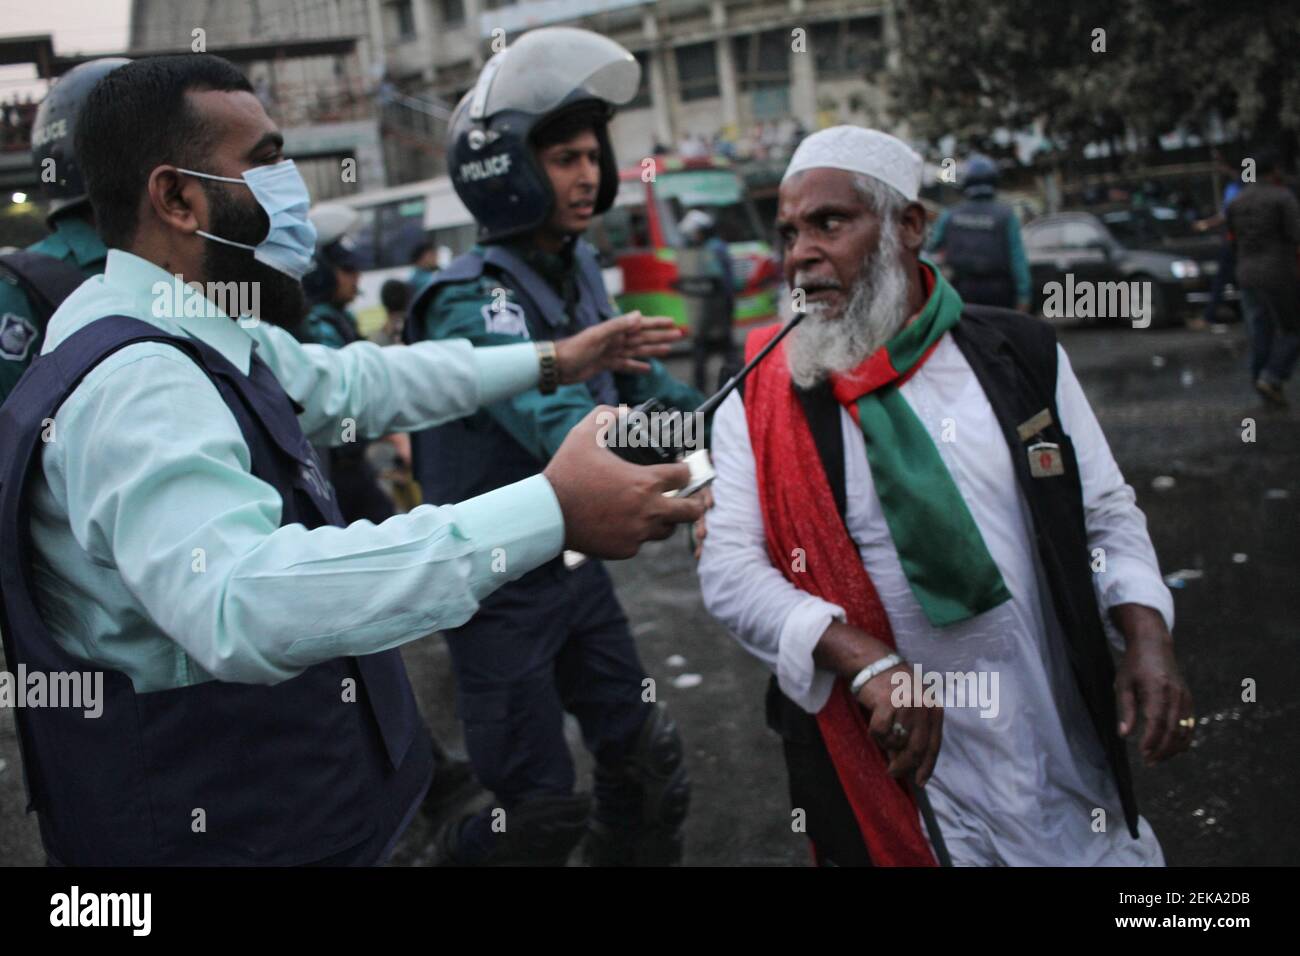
[473, 27, 640, 120]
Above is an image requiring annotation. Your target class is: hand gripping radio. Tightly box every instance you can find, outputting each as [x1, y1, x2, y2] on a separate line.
[608, 312, 807, 496]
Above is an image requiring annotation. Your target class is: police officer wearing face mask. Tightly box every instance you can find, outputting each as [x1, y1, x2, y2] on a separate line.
[407, 27, 702, 867]
[0, 53, 702, 866]
[926, 153, 1032, 312]
[0, 58, 128, 403]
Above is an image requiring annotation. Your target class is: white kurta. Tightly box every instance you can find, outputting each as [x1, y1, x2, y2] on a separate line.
[698, 333, 1172, 866]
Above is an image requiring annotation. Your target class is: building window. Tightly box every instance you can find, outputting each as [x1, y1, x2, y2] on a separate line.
[732, 29, 791, 92]
[441, 0, 465, 27]
[390, 0, 417, 39]
[627, 51, 652, 110]
[811, 15, 885, 79]
[675, 42, 719, 102]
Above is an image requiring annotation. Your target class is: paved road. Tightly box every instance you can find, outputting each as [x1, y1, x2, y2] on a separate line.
[2, 317, 1295, 865]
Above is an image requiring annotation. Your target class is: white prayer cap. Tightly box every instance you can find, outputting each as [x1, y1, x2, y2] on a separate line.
[782, 126, 923, 202]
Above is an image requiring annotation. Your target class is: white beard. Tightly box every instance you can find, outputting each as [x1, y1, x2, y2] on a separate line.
[786, 226, 910, 390]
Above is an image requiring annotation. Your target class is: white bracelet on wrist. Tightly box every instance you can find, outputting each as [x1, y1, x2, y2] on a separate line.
[849, 653, 904, 696]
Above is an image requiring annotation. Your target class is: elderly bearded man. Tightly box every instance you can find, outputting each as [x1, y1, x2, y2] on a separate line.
[697, 127, 1194, 867]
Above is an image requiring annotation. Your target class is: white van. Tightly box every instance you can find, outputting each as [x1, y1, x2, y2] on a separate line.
[325, 177, 475, 335]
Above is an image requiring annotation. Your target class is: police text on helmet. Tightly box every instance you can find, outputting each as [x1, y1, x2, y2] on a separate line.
[460, 153, 512, 182]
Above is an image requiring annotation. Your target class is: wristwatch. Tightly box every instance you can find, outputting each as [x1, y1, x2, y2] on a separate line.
[535, 340, 559, 395]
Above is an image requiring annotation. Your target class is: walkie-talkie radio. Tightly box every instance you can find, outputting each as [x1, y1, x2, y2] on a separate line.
[609, 311, 808, 496]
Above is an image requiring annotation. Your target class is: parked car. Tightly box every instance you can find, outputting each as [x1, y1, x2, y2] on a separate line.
[1022, 208, 1238, 326]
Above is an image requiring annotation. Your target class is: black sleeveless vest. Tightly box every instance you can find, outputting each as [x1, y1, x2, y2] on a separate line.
[943, 198, 1015, 278]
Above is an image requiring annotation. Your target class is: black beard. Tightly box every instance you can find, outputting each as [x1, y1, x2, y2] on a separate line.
[200, 183, 305, 328]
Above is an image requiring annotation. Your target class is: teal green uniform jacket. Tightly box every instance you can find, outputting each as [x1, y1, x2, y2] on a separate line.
[301, 301, 361, 350]
[419, 242, 705, 462]
[0, 215, 106, 400]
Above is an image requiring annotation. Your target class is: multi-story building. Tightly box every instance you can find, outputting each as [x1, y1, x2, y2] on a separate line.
[127, 0, 401, 197]
[382, 0, 897, 174]
[5, 1, 898, 202]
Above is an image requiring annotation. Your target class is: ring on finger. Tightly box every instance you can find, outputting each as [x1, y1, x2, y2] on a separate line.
[890, 721, 909, 741]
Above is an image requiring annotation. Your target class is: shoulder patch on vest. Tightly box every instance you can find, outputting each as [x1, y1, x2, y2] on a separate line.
[0, 312, 37, 361]
[481, 300, 529, 338]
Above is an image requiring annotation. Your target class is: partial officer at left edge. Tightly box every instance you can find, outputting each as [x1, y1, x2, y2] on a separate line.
[0, 58, 129, 403]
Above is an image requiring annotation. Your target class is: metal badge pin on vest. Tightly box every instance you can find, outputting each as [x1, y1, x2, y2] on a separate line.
[1018, 407, 1065, 478]
[1016, 407, 1053, 442]
[1027, 440, 1065, 478]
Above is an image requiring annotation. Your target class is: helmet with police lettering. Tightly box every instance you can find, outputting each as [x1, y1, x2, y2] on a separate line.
[962, 153, 999, 198]
[302, 203, 362, 304]
[31, 57, 131, 226]
[447, 27, 640, 243]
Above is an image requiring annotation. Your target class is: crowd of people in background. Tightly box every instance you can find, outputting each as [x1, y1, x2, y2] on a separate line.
[655, 117, 809, 165]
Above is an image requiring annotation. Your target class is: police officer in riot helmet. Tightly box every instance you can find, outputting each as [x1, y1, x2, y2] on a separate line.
[926, 153, 1032, 312]
[406, 27, 701, 866]
[0, 58, 129, 402]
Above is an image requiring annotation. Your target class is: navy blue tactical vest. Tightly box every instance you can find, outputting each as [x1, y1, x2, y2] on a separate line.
[0, 316, 432, 865]
[403, 240, 618, 504]
[943, 198, 1015, 279]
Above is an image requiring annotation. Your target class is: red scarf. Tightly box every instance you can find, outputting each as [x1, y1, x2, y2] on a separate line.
[741, 309, 940, 866]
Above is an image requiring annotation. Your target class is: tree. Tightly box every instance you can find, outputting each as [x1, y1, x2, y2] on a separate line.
[890, 0, 1300, 164]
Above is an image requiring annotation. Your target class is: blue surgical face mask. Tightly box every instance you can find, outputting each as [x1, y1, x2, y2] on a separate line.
[177, 159, 318, 281]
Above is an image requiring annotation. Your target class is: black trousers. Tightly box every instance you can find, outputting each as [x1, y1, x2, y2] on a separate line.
[766, 678, 873, 867]
[692, 296, 738, 392]
[442, 558, 652, 861]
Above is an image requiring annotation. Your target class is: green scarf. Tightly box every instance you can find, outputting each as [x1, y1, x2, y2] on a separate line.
[830, 266, 1011, 626]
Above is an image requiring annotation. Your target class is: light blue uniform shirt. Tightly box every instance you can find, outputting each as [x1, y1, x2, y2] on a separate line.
[28, 249, 564, 692]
